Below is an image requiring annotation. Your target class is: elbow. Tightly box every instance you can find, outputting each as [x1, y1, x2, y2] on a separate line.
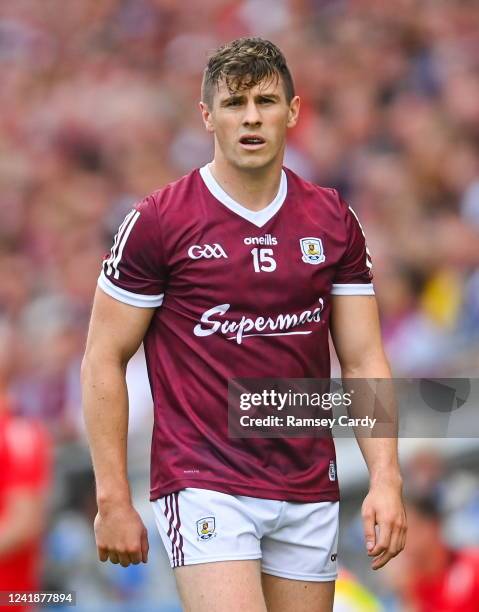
[80, 348, 127, 386]
[80, 351, 104, 387]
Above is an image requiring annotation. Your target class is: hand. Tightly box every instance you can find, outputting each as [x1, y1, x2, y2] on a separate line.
[361, 480, 407, 570]
[94, 502, 149, 567]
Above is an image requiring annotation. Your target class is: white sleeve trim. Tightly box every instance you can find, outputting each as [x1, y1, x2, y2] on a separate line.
[331, 283, 375, 295]
[98, 271, 164, 308]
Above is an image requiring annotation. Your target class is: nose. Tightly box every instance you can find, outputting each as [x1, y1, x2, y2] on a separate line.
[242, 98, 262, 126]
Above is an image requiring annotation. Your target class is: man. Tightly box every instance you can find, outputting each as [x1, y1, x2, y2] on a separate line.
[394, 495, 479, 611]
[81, 37, 406, 611]
[0, 394, 52, 611]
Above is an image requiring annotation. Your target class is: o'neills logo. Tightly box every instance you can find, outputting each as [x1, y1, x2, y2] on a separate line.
[244, 234, 278, 245]
[193, 299, 324, 345]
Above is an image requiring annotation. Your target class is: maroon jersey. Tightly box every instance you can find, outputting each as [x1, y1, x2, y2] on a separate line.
[98, 165, 373, 502]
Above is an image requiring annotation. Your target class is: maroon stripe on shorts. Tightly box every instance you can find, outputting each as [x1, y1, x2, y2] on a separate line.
[174, 492, 184, 566]
[163, 494, 177, 567]
[165, 494, 174, 538]
[170, 494, 179, 567]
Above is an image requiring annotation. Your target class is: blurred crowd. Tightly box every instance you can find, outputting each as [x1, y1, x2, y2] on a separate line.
[0, 0, 479, 609]
[1, 0, 479, 438]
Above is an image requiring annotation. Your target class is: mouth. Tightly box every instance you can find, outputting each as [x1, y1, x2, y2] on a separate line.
[239, 135, 266, 150]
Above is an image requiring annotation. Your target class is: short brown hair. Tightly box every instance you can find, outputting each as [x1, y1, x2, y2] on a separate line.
[201, 37, 295, 107]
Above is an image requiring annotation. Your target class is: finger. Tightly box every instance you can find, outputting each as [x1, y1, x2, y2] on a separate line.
[400, 525, 408, 552]
[362, 509, 376, 555]
[128, 549, 142, 565]
[141, 529, 149, 563]
[98, 547, 109, 562]
[389, 525, 403, 556]
[369, 520, 392, 557]
[372, 549, 394, 570]
[118, 552, 131, 568]
[109, 552, 120, 564]
[392, 517, 407, 555]
[371, 524, 404, 570]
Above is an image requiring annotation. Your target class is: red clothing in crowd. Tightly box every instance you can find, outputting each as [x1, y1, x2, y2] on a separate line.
[411, 549, 479, 612]
[0, 408, 51, 612]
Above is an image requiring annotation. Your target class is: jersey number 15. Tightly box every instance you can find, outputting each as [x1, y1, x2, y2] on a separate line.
[251, 248, 276, 273]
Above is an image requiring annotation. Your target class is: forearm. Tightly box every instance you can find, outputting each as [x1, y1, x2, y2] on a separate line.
[332, 297, 407, 567]
[342, 356, 401, 484]
[81, 355, 131, 509]
[355, 437, 401, 486]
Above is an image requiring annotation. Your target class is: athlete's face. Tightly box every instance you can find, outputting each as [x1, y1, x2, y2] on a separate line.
[200, 75, 300, 171]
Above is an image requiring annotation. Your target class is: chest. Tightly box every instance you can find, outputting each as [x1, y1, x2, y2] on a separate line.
[165, 206, 345, 313]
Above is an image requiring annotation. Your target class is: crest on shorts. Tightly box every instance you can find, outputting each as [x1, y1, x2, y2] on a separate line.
[300, 237, 325, 265]
[197, 516, 216, 540]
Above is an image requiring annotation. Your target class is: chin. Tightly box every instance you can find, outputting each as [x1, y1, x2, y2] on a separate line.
[234, 153, 275, 171]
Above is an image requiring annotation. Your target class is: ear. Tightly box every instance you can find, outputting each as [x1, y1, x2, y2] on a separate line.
[199, 101, 215, 133]
[287, 95, 301, 129]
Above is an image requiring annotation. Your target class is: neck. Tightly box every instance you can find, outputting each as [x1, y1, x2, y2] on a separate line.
[209, 154, 284, 212]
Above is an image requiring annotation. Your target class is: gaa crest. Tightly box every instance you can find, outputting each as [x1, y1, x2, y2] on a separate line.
[196, 516, 216, 540]
[300, 237, 325, 265]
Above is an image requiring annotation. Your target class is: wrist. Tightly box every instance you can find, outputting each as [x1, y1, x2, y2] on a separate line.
[369, 467, 403, 490]
[96, 488, 132, 512]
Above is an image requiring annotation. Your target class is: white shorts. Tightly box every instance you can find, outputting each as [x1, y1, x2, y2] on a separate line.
[151, 488, 339, 582]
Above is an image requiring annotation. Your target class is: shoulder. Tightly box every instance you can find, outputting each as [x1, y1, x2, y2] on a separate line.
[139, 168, 202, 217]
[455, 548, 479, 569]
[284, 167, 344, 210]
[286, 168, 367, 234]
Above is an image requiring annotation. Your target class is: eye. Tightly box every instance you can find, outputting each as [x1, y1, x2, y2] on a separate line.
[259, 97, 274, 104]
[225, 98, 242, 107]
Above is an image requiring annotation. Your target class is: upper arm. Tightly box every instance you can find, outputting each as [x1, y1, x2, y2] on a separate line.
[331, 195, 373, 296]
[85, 195, 167, 365]
[330, 295, 389, 375]
[328, 192, 387, 374]
[83, 287, 156, 366]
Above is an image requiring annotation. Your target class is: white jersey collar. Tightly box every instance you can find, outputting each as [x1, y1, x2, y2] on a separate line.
[199, 163, 287, 228]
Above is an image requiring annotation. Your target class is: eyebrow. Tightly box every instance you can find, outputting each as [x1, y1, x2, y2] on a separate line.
[219, 93, 281, 106]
